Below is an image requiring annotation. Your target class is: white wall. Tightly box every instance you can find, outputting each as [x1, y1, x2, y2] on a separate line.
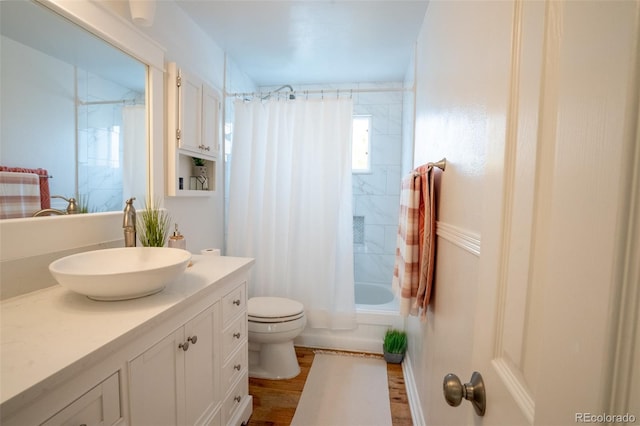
[406, 1, 514, 424]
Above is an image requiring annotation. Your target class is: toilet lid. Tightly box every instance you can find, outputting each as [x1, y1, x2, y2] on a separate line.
[248, 297, 304, 319]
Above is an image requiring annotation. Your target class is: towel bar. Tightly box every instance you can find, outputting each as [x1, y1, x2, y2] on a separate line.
[427, 158, 446, 171]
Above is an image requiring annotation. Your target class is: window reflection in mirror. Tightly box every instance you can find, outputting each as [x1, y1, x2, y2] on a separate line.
[0, 1, 147, 218]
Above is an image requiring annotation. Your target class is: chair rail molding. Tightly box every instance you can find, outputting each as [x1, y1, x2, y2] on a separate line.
[436, 221, 481, 257]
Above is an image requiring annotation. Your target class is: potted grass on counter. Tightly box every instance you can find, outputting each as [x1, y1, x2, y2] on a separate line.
[137, 198, 171, 247]
[383, 329, 407, 364]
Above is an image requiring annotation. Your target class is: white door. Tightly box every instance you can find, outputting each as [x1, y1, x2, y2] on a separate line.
[468, 1, 640, 424]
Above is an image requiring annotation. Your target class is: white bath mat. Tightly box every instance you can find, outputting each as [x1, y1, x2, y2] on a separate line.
[291, 352, 392, 426]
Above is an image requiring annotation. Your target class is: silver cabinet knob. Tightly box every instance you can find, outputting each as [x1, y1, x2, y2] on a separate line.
[443, 372, 486, 416]
[178, 341, 189, 351]
[233, 332, 241, 339]
[188, 335, 198, 345]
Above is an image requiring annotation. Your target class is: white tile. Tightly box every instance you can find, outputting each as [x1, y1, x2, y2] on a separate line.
[363, 224, 386, 254]
[371, 134, 401, 166]
[385, 166, 402, 195]
[353, 170, 387, 195]
[354, 195, 400, 226]
[384, 225, 400, 255]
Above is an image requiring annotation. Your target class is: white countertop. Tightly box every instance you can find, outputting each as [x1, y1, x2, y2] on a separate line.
[0, 255, 253, 408]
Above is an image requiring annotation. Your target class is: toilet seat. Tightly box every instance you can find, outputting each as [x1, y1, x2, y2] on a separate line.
[248, 297, 305, 323]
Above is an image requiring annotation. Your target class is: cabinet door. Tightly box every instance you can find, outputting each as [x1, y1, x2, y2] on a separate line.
[178, 68, 203, 154]
[185, 304, 220, 425]
[202, 84, 220, 157]
[41, 372, 121, 426]
[129, 328, 184, 426]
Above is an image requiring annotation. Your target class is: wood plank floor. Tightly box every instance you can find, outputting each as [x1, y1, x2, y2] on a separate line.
[247, 346, 413, 426]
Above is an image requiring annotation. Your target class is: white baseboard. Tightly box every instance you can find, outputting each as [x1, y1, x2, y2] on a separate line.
[402, 353, 425, 426]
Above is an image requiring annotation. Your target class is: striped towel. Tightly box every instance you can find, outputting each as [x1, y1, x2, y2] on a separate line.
[0, 172, 41, 219]
[0, 166, 50, 209]
[392, 164, 436, 320]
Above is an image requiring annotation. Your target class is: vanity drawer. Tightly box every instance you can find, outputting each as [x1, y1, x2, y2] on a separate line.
[41, 372, 121, 426]
[222, 284, 246, 325]
[222, 343, 248, 390]
[221, 373, 248, 426]
[222, 313, 246, 361]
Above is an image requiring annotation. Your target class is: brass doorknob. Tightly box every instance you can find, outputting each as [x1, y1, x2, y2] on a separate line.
[443, 372, 486, 416]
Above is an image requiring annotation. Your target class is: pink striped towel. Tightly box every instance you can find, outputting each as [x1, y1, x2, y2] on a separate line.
[392, 164, 437, 320]
[0, 166, 50, 209]
[0, 172, 42, 219]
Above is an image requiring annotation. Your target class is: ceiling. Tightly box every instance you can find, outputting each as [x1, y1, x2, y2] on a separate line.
[175, 1, 429, 87]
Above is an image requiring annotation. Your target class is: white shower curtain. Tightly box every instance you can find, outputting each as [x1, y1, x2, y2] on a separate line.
[227, 98, 356, 330]
[122, 105, 147, 204]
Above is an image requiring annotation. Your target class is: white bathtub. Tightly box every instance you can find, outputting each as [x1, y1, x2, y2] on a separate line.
[355, 282, 397, 311]
[296, 282, 404, 354]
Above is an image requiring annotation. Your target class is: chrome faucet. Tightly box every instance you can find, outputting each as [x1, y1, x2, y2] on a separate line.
[123, 197, 136, 247]
[33, 195, 79, 217]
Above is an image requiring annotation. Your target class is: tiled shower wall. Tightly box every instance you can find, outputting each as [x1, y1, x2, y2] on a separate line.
[352, 84, 404, 288]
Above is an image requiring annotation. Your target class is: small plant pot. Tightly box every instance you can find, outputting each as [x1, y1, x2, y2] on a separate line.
[383, 351, 405, 364]
[192, 165, 207, 177]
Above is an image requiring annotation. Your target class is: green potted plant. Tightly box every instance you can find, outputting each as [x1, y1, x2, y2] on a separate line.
[383, 329, 407, 364]
[137, 198, 171, 247]
[192, 157, 207, 177]
[77, 193, 94, 214]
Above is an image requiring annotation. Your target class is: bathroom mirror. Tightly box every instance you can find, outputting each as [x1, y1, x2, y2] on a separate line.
[0, 0, 148, 218]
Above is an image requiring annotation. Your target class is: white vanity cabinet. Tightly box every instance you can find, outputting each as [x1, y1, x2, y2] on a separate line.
[166, 62, 221, 197]
[1, 256, 254, 426]
[40, 373, 121, 426]
[129, 303, 220, 425]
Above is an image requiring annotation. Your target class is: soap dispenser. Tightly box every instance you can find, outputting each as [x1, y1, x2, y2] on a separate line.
[168, 223, 186, 249]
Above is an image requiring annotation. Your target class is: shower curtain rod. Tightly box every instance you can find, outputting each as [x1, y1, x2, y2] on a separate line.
[226, 85, 412, 99]
[76, 98, 140, 106]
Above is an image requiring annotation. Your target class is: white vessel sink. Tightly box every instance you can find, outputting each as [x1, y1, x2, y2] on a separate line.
[49, 247, 192, 301]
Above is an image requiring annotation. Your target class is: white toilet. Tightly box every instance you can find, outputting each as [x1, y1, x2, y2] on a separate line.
[247, 296, 306, 380]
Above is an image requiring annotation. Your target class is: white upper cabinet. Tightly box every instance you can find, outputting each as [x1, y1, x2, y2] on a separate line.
[166, 62, 221, 196]
[169, 62, 220, 159]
